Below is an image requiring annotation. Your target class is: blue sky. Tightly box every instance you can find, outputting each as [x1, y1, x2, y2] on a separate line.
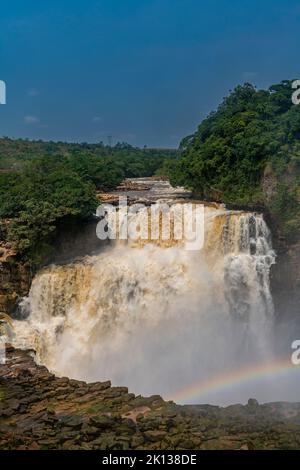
[0, 0, 299, 147]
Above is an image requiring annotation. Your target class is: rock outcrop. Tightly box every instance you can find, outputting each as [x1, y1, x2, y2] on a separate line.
[262, 165, 300, 324]
[0, 251, 31, 314]
[1, 346, 300, 450]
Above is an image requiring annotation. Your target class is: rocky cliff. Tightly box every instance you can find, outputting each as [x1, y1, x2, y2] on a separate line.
[1, 346, 300, 450]
[0, 217, 106, 315]
[262, 165, 300, 329]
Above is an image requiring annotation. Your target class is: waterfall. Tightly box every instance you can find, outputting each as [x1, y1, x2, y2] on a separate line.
[12, 204, 277, 405]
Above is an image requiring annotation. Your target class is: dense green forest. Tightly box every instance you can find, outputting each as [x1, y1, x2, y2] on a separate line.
[0, 139, 178, 188]
[164, 80, 300, 241]
[0, 140, 177, 262]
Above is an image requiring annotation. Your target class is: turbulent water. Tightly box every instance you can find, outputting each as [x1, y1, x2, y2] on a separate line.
[13, 194, 293, 405]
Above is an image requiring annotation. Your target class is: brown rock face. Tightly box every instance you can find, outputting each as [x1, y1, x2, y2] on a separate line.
[1, 346, 300, 450]
[0, 257, 31, 314]
[0, 217, 106, 314]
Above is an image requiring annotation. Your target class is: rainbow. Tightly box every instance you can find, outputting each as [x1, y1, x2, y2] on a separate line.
[168, 358, 298, 403]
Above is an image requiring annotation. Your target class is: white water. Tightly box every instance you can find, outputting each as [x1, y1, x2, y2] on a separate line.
[12, 202, 290, 405]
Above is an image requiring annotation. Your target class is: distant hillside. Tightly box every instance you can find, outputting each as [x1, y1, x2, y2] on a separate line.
[0, 138, 178, 184]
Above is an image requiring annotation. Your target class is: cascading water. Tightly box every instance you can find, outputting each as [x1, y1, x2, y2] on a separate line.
[12, 202, 281, 405]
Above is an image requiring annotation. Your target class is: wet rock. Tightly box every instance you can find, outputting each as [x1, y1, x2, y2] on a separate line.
[89, 381, 111, 392]
[59, 415, 83, 428]
[82, 424, 100, 436]
[131, 434, 145, 447]
[144, 430, 168, 442]
[90, 415, 114, 429]
[248, 398, 259, 408]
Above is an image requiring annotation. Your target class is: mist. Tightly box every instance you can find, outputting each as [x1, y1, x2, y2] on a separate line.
[12, 205, 300, 406]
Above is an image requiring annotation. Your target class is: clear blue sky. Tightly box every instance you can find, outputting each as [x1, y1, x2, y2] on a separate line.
[0, 0, 299, 147]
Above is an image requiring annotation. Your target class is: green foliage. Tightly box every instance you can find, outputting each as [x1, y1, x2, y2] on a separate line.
[170, 81, 298, 198]
[0, 139, 178, 187]
[0, 156, 98, 262]
[0, 140, 177, 262]
[168, 80, 300, 239]
[270, 182, 300, 242]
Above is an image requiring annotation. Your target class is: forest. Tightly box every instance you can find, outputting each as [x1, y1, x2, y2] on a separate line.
[163, 80, 300, 242]
[0, 140, 178, 262]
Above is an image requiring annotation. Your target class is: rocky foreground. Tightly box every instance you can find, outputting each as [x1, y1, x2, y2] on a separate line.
[1, 346, 300, 450]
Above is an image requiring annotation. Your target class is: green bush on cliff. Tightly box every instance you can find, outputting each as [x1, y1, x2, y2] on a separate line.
[0, 156, 98, 262]
[167, 80, 300, 240]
